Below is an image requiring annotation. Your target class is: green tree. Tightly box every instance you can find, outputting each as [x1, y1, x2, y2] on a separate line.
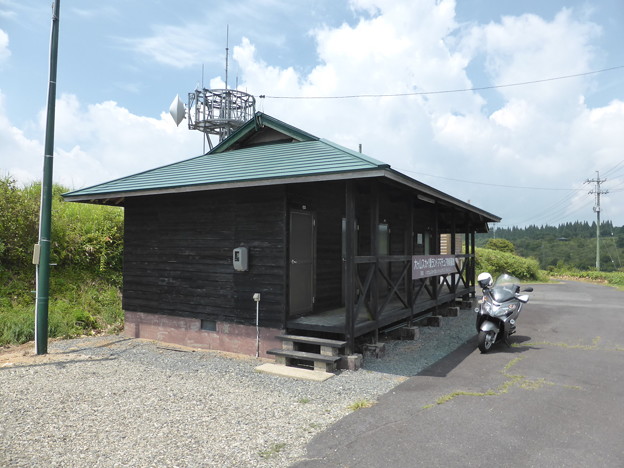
[484, 238, 515, 254]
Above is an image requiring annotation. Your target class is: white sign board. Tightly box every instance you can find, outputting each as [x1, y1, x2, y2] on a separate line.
[412, 255, 457, 279]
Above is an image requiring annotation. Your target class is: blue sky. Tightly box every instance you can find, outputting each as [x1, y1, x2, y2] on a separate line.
[1, 0, 624, 228]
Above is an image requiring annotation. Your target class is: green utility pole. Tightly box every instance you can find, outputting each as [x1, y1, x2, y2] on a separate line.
[585, 171, 608, 272]
[35, 0, 61, 355]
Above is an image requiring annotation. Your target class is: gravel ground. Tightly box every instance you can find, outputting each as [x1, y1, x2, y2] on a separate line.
[0, 309, 476, 468]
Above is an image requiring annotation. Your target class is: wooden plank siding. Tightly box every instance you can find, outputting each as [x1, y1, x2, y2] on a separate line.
[123, 186, 287, 328]
[121, 177, 479, 344]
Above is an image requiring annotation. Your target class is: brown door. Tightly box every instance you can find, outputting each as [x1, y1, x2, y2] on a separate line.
[289, 211, 315, 316]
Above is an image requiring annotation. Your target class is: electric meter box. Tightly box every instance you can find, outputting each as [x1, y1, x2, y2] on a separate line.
[233, 246, 249, 271]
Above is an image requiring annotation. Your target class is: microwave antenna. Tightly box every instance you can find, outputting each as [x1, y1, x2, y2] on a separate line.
[169, 26, 256, 150]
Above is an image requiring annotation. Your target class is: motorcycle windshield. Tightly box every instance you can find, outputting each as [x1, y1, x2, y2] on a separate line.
[491, 273, 521, 302]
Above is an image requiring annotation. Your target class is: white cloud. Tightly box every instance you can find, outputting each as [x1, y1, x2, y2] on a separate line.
[233, 0, 623, 224]
[0, 29, 10, 65]
[0, 91, 42, 183]
[122, 22, 220, 69]
[69, 6, 119, 20]
[1, 91, 203, 190]
[51, 95, 204, 190]
[462, 10, 601, 108]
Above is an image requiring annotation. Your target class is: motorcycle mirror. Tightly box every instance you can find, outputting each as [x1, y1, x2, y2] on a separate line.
[523, 287, 534, 292]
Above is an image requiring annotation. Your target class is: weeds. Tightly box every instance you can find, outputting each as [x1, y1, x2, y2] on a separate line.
[0, 176, 123, 346]
[259, 442, 287, 459]
[348, 399, 374, 411]
[0, 268, 122, 346]
[422, 355, 570, 409]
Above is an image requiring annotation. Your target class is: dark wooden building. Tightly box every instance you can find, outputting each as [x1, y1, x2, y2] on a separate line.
[64, 113, 500, 359]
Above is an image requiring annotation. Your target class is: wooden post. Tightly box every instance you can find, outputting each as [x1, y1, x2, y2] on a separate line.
[406, 194, 414, 314]
[432, 203, 440, 302]
[344, 181, 356, 353]
[470, 226, 476, 297]
[370, 181, 379, 324]
[450, 210, 457, 293]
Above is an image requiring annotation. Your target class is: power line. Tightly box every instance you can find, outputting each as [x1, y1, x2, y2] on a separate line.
[258, 65, 624, 100]
[398, 167, 597, 226]
[602, 159, 624, 177]
[396, 167, 581, 191]
[513, 195, 593, 227]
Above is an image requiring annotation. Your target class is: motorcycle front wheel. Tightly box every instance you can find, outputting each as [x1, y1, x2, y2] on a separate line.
[478, 330, 496, 353]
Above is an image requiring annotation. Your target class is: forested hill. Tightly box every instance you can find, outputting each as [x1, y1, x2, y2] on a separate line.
[480, 221, 623, 242]
[476, 221, 624, 272]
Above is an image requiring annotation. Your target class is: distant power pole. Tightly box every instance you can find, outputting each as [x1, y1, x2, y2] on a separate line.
[585, 171, 608, 270]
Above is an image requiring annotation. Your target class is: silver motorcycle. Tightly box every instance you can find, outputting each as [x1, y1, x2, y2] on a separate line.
[475, 272, 533, 353]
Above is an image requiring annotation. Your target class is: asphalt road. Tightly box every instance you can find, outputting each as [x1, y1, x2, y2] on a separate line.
[293, 281, 624, 468]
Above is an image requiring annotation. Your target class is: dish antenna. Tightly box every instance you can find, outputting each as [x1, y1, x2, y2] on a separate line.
[169, 28, 256, 150]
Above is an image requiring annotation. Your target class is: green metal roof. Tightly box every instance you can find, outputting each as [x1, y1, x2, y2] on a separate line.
[63, 138, 389, 200]
[61, 111, 500, 224]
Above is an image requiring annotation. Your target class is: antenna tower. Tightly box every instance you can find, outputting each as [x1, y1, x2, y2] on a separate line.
[169, 27, 256, 150]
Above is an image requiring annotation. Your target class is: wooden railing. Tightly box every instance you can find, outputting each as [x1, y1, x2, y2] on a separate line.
[350, 253, 474, 327]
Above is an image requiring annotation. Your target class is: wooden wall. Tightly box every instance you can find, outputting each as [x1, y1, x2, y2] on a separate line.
[123, 186, 287, 329]
[121, 177, 477, 333]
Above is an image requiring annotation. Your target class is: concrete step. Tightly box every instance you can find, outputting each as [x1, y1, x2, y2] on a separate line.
[255, 363, 334, 381]
[266, 349, 342, 363]
[266, 348, 342, 372]
[275, 334, 347, 348]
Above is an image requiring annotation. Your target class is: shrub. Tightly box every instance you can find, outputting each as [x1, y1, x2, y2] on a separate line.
[0, 175, 124, 345]
[0, 176, 123, 282]
[0, 267, 122, 346]
[0, 176, 40, 268]
[476, 247, 543, 281]
[548, 268, 624, 287]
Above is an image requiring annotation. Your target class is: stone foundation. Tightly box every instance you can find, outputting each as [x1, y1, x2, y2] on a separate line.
[124, 311, 283, 358]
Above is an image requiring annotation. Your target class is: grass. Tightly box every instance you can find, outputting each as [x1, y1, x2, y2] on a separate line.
[549, 269, 624, 290]
[512, 336, 602, 351]
[0, 267, 122, 346]
[422, 356, 565, 409]
[259, 442, 287, 459]
[348, 399, 374, 411]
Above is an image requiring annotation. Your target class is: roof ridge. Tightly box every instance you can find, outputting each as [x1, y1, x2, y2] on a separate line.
[210, 112, 319, 153]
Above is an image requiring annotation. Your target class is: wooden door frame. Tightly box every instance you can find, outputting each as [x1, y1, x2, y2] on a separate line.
[288, 209, 316, 317]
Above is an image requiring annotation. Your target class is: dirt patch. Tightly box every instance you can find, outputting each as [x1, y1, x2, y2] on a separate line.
[0, 335, 266, 369]
[0, 341, 56, 367]
[0, 337, 114, 367]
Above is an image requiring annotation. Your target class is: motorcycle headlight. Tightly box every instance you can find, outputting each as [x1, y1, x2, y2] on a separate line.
[492, 307, 508, 317]
[482, 301, 492, 314]
[492, 303, 515, 317]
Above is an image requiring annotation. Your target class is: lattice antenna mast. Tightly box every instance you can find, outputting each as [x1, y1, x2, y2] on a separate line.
[585, 171, 608, 270]
[169, 27, 256, 150]
[225, 25, 229, 90]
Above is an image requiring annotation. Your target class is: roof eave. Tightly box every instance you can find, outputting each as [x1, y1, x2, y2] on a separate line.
[383, 169, 501, 223]
[62, 168, 390, 204]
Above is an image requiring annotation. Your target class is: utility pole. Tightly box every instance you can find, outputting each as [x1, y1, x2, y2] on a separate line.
[34, 0, 60, 355]
[585, 171, 608, 271]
